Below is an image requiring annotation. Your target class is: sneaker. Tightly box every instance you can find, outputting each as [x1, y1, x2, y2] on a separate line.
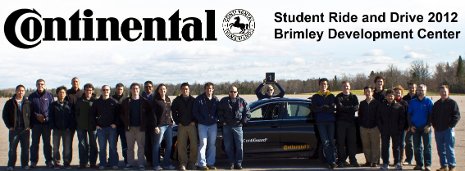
[153, 166, 163, 171]
[350, 162, 360, 167]
[6, 167, 13, 171]
[336, 162, 345, 168]
[54, 164, 62, 170]
[425, 166, 432, 171]
[395, 163, 403, 170]
[47, 162, 55, 168]
[179, 165, 186, 171]
[98, 166, 105, 170]
[164, 165, 175, 170]
[229, 163, 235, 170]
[437, 166, 449, 171]
[138, 165, 145, 170]
[449, 166, 456, 171]
[112, 166, 119, 169]
[403, 161, 412, 166]
[329, 163, 337, 169]
[124, 164, 133, 170]
[22, 166, 30, 170]
[187, 165, 196, 170]
[234, 164, 243, 170]
[66, 165, 72, 170]
[413, 166, 423, 170]
[29, 163, 37, 169]
[206, 165, 216, 170]
[371, 163, 378, 167]
[380, 164, 389, 170]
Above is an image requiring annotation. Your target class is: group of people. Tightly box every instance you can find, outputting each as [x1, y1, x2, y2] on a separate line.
[3, 77, 254, 171]
[312, 76, 460, 171]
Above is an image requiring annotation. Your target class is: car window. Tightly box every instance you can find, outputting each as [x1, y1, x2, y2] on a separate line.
[250, 102, 284, 120]
[285, 102, 312, 119]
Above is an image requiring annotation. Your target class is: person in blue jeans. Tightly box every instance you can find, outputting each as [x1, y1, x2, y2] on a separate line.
[152, 84, 176, 170]
[310, 78, 337, 169]
[3, 85, 32, 171]
[401, 82, 417, 166]
[407, 84, 433, 171]
[49, 86, 76, 169]
[193, 82, 220, 170]
[218, 85, 251, 170]
[75, 83, 98, 169]
[91, 85, 119, 170]
[432, 85, 460, 171]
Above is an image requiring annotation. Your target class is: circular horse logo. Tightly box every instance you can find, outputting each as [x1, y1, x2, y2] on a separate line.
[222, 9, 255, 42]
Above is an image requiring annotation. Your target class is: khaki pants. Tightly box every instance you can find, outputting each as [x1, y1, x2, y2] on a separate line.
[125, 127, 145, 166]
[177, 124, 198, 167]
[360, 126, 381, 164]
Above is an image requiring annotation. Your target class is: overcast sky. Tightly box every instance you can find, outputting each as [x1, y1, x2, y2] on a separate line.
[1, 0, 464, 89]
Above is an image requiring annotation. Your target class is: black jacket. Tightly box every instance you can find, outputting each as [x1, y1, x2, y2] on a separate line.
[432, 98, 461, 132]
[3, 96, 31, 129]
[153, 96, 173, 126]
[358, 99, 379, 129]
[335, 92, 359, 122]
[377, 101, 405, 135]
[218, 96, 251, 126]
[120, 96, 153, 131]
[91, 96, 119, 128]
[49, 100, 76, 130]
[171, 95, 196, 126]
[373, 89, 386, 102]
[75, 95, 97, 130]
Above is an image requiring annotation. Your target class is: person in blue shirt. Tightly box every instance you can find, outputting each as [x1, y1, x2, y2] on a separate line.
[407, 84, 433, 171]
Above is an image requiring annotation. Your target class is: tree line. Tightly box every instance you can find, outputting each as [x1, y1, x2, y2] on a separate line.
[1, 56, 464, 98]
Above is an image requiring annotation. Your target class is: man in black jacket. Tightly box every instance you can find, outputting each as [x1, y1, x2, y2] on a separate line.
[402, 82, 416, 165]
[218, 85, 251, 170]
[75, 83, 98, 169]
[358, 86, 380, 167]
[335, 81, 359, 167]
[432, 85, 460, 171]
[3, 85, 31, 171]
[49, 86, 76, 169]
[120, 83, 153, 170]
[92, 85, 119, 170]
[171, 83, 197, 171]
[112, 83, 128, 166]
[377, 90, 405, 170]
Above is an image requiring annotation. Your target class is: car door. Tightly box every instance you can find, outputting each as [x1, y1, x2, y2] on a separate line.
[277, 102, 318, 156]
[243, 102, 282, 154]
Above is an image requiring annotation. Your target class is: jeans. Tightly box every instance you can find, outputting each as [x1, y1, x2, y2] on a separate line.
[401, 130, 414, 163]
[76, 129, 98, 165]
[413, 128, 432, 167]
[52, 129, 75, 165]
[126, 127, 145, 166]
[435, 128, 456, 167]
[177, 124, 198, 167]
[116, 127, 128, 164]
[96, 127, 118, 167]
[30, 123, 52, 165]
[152, 125, 173, 167]
[316, 122, 336, 164]
[336, 121, 357, 164]
[381, 132, 401, 165]
[8, 128, 30, 167]
[360, 127, 380, 164]
[197, 123, 217, 167]
[223, 125, 244, 165]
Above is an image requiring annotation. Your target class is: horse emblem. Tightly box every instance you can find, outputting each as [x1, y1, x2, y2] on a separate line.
[222, 9, 255, 42]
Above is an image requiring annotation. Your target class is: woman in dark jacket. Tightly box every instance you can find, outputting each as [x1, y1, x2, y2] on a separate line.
[152, 84, 175, 170]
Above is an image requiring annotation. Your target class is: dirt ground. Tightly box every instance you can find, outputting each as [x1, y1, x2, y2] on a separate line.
[0, 95, 463, 170]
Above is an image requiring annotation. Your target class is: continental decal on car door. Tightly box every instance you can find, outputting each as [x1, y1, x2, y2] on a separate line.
[283, 144, 310, 150]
